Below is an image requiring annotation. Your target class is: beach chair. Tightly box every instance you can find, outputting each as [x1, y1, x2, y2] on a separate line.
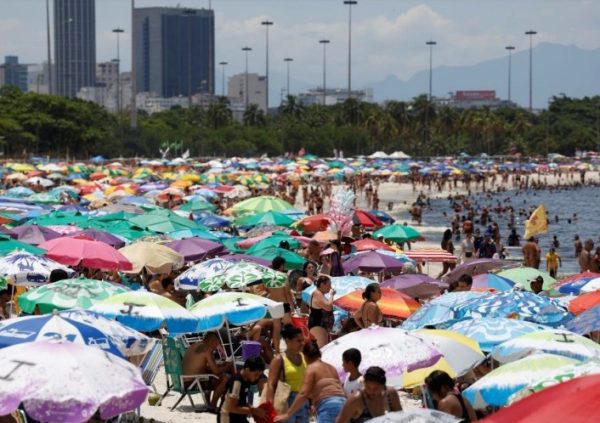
[139, 340, 163, 393]
[157, 336, 218, 411]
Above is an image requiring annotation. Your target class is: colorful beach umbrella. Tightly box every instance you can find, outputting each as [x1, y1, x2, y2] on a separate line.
[17, 278, 129, 314]
[367, 410, 460, 423]
[0, 341, 148, 423]
[230, 195, 294, 215]
[565, 304, 600, 335]
[373, 224, 421, 243]
[333, 287, 420, 320]
[381, 274, 447, 299]
[0, 251, 74, 286]
[247, 246, 306, 270]
[491, 329, 600, 363]
[402, 291, 484, 330]
[301, 275, 373, 303]
[189, 291, 285, 332]
[164, 237, 224, 262]
[443, 258, 504, 284]
[343, 250, 405, 273]
[10, 224, 61, 245]
[0, 234, 46, 255]
[90, 290, 198, 333]
[471, 273, 515, 291]
[403, 248, 457, 263]
[39, 237, 132, 271]
[235, 211, 296, 228]
[569, 289, 600, 315]
[462, 353, 578, 409]
[497, 267, 557, 291]
[174, 258, 232, 291]
[556, 272, 600, 295]
[199, 261, 286, 292]
[68, 228, 126, 248]
[118, 242, 183, 274]
[352, 238, 395, 252]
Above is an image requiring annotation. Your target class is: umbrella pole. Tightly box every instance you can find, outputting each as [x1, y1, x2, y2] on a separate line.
[8, 283, 15, 317]
[225, 320, 238, 373]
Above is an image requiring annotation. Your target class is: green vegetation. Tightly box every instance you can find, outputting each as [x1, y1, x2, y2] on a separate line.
[0, 85, 598, 158]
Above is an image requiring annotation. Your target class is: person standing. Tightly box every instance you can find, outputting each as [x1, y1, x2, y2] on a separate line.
[460, 233, 475, 263]
[522, 237, 539, 268]
[574, 235, 583, 258]
[545, 247, 562, 278]
[308, 275, 336, 348]
[219, 357, 267, 423]
[579, 239, 595, 272]
[437, 229, 456, 279]
[353, 284, 384, 329]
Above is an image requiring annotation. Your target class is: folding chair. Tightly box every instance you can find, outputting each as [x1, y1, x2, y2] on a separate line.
[139, 340, 163, 393]
[157, 336, 218, 411]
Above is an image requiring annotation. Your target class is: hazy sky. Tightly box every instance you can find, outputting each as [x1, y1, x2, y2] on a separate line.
[1, 0, 599, 89]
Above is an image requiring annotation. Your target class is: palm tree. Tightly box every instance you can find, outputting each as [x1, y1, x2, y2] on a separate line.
[205, 99, 232, 129]
[279, 95, 306, 120]
[243, 104, 266, 127]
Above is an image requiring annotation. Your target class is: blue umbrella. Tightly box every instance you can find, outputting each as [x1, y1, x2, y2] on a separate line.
[175, 258, 233, 291]
[566, 305, 600, 335]
[301, 276, 373, 304]
[6, 187, 35, 198]
[453, 290, 571, 326]
[558, 276, 600, 295]
[448, 317, 548, 352]
[368, 209, 395, 223]
[0, 251, 74, 286]
[402, 291, 484, 330]
[198, 215, 231, 228]
[168, 228, 223, 242]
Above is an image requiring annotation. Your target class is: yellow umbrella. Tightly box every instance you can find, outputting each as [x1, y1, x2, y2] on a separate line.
[119, 242, 184, 274]
[11, 163, 35, 172]
[171, 179, 192, 188]
[181, 174, 200, 182]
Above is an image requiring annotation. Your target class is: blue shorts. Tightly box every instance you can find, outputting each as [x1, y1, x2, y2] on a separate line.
[316, 396, 346, 423]
[287, 392, 309, 423]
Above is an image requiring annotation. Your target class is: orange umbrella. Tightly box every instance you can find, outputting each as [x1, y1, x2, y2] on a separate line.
[312, 231, 338, 242]
[333, 287, 420, 320]
[569, 289, 600, 315]
[352, 238, 394, 252]
[296, 214, 330, 233]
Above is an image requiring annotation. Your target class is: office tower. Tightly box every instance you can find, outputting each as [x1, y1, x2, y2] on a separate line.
[228, 73, 267, 112]
[133, 7, 215, 98]
[54, 0, 96, 97]
[0, 56, 28, 91]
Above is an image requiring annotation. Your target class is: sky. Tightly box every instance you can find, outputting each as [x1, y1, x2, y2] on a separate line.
[1, 0, 600, 92]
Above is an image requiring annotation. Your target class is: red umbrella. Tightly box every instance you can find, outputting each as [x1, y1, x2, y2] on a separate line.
[39, 237, 132, 271]
[333, 287, 420, 320]
[296, 214, 331, 233]
[569, 290, 600, 315]
[483, 374, 600, 423]
[352, 209, 383, 228]
[404, 248, 458, 263]
[352, 238, 394, 252]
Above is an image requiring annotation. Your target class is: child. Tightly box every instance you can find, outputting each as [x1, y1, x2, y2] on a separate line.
[342, 348, 363, 395]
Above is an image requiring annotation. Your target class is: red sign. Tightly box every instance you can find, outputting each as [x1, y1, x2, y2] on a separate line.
[454, 90, 496, 101]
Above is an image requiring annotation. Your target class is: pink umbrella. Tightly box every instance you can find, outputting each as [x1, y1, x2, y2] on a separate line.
[165, 237, 224, 262]
[39, 237, 132, 271]
[68, 229, 126, 249]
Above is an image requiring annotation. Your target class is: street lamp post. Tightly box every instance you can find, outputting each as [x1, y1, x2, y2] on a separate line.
[319, 40, 330, 106]
[219, 61, 228, 97]
[112, 28, 124, 113]
[242, 47, 252, 108]
[426, 40, 437, 101]
[525, 30, 537, 112]
[130, 0, 137, 129]
[284, 57, 293, 97]
[343, 1, 357, 100]
[46, 0, 52, 95]
[183, 9, 197, 108]
[261, 20, 274, 111]
[505, 45, 515, 104]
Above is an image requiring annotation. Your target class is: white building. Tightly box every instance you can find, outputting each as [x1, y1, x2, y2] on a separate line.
[297, 87, 374, 106]
[227, 73, 267, 112]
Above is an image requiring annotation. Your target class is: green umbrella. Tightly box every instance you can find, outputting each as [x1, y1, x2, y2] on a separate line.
[178, 199, 217, 213]
[222, 237, 246, 254]
[248, 246, 306, 270]
[17, 278, 129, 314]
[327, 160, 344, 168]
[231, 196, 294, 215]
[235, 211, 296, 228]
[128, 212, 200, 234]
[0, 235, 46, 255]
[373, 224, 421, 243]
[245, 233, 301, 253]
[497, 267, 557, 291]
[28, 211, 88, 227]
[0, 275, 7, 290]
[27, 193, 61, 204]
[199, 261, 287, 292]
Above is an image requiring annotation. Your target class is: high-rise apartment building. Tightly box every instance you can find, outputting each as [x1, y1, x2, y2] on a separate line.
[228, 73, 267, 112]
[54, 0, 96, 97]
[133, 7, 215, 98]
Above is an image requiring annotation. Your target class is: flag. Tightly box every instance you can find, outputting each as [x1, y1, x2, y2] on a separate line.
[523, 204, 548, 240]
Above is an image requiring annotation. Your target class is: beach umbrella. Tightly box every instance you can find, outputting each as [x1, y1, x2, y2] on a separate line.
[559, 274, 600, 295]
[321, 326, 443, 388]
[367, 410, 460, 423]
[230, 195, 294, 215]
[0, 341, 148, 423]
[497, 267, 557, 291]
[453, 290, 571, 326]
[174, 258, 232, 291]
[403, 248, 458, 264]
[6, 186, 35, 198]
[39, 237, 132, 271]
[368, 209, 396, 224]
[128, 212, 200, 234]
[402, 291, 484, 330]
[118, 242, 183, 274]
[373, 224, 421, 243]
[565, 304, 600, 335]
[0, 251, 74, 286]
[295, 213, 330, 233]
[448, 318, 548, 352]
[242, 232, 302, 251]
[569, 289, 600, 315]
[508, 358, 600, 404]
[301, 275, 373, 303]
[443, 258, 505, 284]
[0, 234, 46, 255]
[484, 374, 600, 423]
[352, 209, 383, 228]
[67, 228, 126, 248]
[343, 250, 405, 273]
[168, 227, 223, 242]
[189, 291, 285, 332]
[17, 278, 129, 314]
[381, 274, 447, 299]
[90, 290, 198, 333]
[199, 261, 287, 292]
[219, 253, 271, 267]
[45, 224, 84, 236]
[235, 211, 296, 227]
[352, 238, 395, 252]
[164, 237, 224, 262]
[28, 210, 88, 226]
[333, 287, 420, 320]
[463, 353, 578, 409]
[198, 214, 231, 228]
[177, 199, 217, 213]
[248, 246, 306, 270]
[10, 224, 61, 245]
[471, 273, 515, 291]
[491, 329, 600, 363]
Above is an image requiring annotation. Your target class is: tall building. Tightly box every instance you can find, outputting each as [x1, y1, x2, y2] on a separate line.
[54, 0, 96, 97]
[228, 73, 267, 112]
[0, 56, 28, 91]
[133, 7, 215, 98]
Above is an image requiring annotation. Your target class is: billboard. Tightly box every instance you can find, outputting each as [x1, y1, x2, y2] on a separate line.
[454, 90, 496, 101]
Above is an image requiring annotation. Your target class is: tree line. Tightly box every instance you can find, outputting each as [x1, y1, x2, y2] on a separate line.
[0, 84, 598, 159]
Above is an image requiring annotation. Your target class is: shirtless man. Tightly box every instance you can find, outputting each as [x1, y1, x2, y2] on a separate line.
[182, 332, 232, 411]
[267, 257, 295, 353]
[522, 237, 539, 268]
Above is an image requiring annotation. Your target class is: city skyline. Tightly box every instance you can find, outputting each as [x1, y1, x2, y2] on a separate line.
[0, 0, 599, 102]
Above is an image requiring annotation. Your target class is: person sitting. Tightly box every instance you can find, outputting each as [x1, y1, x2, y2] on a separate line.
[182, 332, 233, 412]
[353, 283, 383, 328]
[425, 370, 477, 422]
[454, 274, 473, 292]
[342, 348, 363, 395]
[530, 275, 546, 296]
[49, 268, 69, 283]
[219, 357, 267, 423]
[336, 366, 401, 423]
[160, 277, 186, 306]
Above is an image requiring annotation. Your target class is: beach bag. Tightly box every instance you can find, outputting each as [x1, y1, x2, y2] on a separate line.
[260, 354, 292, 414]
